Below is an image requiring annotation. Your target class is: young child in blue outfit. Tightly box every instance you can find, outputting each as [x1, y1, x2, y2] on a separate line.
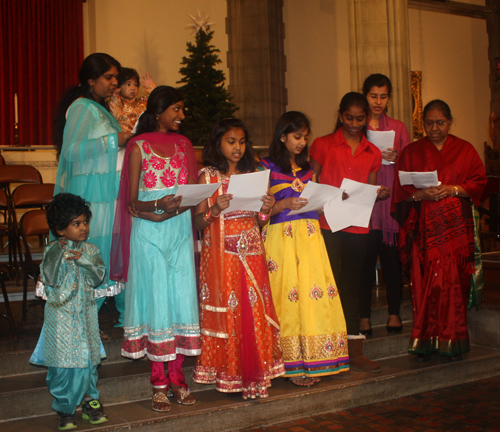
[30, 193, 108, 430]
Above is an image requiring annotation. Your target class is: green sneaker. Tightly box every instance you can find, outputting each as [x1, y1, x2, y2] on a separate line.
[57, 412, 77, 430]
[81, 399, 108, 425]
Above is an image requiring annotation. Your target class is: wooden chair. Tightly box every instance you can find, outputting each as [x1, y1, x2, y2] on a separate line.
[19, 209, 49, 323]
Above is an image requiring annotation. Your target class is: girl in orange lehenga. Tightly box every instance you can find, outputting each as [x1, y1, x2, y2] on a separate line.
[193, 119, 285, 399]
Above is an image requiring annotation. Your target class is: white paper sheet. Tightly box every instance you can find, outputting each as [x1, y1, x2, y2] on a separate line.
[222, 170, 271, 214]
[174, 183, 221, 207]
[367, 130, 396, 165]
[398, 170, 439, 188]
[287, 182, 342, 216]
[324, 178, 379, 233]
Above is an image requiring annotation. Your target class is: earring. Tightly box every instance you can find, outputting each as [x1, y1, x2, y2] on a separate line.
[90, 86, 93, 93]
[156, 116, 159, 121]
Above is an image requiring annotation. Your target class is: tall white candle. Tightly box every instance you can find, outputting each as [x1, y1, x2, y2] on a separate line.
[14, 93, 18, 123]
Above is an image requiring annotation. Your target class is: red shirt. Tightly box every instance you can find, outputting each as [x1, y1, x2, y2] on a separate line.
[310, 128, 382, 233]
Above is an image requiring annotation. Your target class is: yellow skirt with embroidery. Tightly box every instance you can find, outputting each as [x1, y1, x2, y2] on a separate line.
[262, 218, 349, 377]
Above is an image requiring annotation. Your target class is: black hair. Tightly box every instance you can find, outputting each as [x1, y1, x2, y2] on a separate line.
[423, 99, 453, 121]
[53, 53, 121, 157]
[135, 86, 184, 136]
[202, 118, 256, 174]
[333, 92, 369, 134]
[46, 193, 92, 238]
[362, 73, 393, 98]
[118, 67, 140, 87]
[269, 111, 311, 172]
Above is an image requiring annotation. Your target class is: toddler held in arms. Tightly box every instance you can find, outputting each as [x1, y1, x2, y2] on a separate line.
[109, 67, 156, 133]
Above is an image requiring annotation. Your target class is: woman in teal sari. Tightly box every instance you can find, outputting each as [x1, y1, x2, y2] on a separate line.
[53, 53, 133, 328]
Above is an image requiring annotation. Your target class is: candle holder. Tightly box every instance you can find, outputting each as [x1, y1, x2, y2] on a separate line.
[14, 122, 19, 146]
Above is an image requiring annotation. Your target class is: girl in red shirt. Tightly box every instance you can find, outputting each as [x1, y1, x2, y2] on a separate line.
[310, 92, 389, 372]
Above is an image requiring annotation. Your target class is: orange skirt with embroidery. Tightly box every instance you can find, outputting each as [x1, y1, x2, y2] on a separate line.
[193, 214, 285, 399]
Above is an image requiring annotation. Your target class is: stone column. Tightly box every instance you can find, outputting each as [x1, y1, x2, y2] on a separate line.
[348, 0, 413, 134]
[226, 0, 287, 148]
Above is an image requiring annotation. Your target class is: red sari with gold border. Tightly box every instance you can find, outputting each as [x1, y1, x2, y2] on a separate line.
[193, 168, 285, 399]
[391, 135, 486, 356]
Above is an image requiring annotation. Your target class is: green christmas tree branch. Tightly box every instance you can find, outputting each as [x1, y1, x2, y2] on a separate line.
[178, 28, 238, 146]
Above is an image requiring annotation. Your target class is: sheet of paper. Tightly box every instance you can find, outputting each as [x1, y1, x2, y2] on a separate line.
[324, 178, 379, 233]
[398, 170, 439, 188]
[367, 130, 396, 165]
[174, 183, 221, 207]
[222, 170, 270, 214]
[287, 182, 342, 216]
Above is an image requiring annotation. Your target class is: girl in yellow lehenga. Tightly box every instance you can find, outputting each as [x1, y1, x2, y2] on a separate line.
[260, 112, 349, 387]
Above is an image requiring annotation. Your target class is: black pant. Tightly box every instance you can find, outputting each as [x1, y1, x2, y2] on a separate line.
[359, 229, 402, 319]
[322, 229, 368, 336]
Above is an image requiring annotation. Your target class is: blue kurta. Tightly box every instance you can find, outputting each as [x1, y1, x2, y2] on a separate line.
[30, 240, 106, 368]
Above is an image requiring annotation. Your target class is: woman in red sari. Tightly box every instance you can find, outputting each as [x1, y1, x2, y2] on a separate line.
[392, 100, 486, 362]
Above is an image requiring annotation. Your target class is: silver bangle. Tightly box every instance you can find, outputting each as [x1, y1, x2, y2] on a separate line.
[154, 199, 165, 214]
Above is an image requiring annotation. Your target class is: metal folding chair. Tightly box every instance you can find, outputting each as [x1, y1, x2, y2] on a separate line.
[11, 183, 55, 268]
[0, 265, 17, 340]
[0, 165, 43, 281]
[19, 209, 49, 323]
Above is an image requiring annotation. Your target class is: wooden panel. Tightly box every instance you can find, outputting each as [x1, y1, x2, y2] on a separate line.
[409, 0, 489, 19]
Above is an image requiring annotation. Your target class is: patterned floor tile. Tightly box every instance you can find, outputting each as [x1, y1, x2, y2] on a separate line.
[248, 376, 500, 431]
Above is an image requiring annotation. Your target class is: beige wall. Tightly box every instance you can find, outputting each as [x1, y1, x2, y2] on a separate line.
[83, 0, 229, 93]
[409, 9, 489, 161]
[82, 0, 491, 159]
[283, 0, 351, 141]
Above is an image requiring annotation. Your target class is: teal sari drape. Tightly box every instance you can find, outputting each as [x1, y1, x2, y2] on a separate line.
[54, 98, 123, 297]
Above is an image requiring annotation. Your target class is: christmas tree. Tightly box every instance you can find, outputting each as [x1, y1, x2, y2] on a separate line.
[178, 24, 238, 146]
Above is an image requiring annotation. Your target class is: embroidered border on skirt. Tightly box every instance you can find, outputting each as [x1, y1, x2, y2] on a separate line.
[122, 334, 201, 360]
[193, 360, 285, 398]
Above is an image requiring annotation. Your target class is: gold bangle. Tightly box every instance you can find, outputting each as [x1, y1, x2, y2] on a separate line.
[203, 208, 214, 224]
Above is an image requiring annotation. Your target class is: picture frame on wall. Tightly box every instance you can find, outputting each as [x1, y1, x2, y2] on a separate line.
[411, 71, 424, 141]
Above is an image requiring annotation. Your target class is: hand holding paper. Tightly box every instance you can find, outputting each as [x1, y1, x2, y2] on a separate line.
[367, 130, 396, 165]
[324, 178, 379, 233]
[222, 170, 271, 214]
[288, 182, 342, 216]
[398, 170, 439, 189]
[175, 183, 222, 207]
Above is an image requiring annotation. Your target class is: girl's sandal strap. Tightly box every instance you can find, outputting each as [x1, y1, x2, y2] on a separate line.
[171, 387, 196, 405]
[152, 389, 171, 412]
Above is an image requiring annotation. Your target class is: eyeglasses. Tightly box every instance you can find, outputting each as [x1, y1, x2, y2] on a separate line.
[425, 120, 447, 127]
